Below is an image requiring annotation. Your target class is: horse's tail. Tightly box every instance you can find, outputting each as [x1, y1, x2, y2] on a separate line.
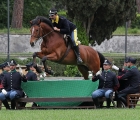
[97, 51, 105, 71]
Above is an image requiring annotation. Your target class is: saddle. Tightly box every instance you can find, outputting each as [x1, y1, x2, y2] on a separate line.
[63, 34, 72, 47]
[64, 34, 81, 47]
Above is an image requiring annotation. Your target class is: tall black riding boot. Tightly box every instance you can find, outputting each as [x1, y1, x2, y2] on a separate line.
[2, 99, 10, 109]
[73, 46, 83, 64]
[92, 98, 100, 109]
[106, 98, 111, 108]
[11, 99, 16, 110]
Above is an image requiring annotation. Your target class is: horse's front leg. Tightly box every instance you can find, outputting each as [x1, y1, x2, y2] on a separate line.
[33, 52, 49, 74]
[33, 52, 44, 63]
[41, 51, 59, 75]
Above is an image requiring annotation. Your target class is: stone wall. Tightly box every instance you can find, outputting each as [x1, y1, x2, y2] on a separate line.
[0, 34, 40, 53]
[94, 35, 140, 53]
[0, 34, 140, 53]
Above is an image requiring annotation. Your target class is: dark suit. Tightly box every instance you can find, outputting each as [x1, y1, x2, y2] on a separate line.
[0, 69, 27, 109]
[118, 66, 140, 105]
[2, 70, 27, 97]
[92, 70, 119, 108]
[118, 68, 129, 91]
[0, 71, 9, 89]
[26, 70, 37, 81]
[118, 66, 140, 94]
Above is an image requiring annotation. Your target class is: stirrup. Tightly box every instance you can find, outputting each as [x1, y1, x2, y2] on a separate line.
[77, 57, 83, 64]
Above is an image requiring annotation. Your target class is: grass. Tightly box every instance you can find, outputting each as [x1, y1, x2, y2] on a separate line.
[1, 26, 140, 35]
[0, 108, 140, 120]
[113, 27, 140, 35]
[0, 27, 30, 34]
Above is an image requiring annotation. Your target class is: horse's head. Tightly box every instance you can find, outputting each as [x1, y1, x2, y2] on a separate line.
[30, 16, 54, 47]
[30, 19, 43, 47]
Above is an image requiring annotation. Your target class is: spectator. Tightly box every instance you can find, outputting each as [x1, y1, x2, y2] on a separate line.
[112, 57, 130, 91]
[0, 62, 10, 92]
[46, 66, 54, 76]
[0, 59, 27, 110]
[25, 62, 38, 81]
[92, 59, 119, 108]
[117, 57, 140, 106]
[25, 62, 42, 107]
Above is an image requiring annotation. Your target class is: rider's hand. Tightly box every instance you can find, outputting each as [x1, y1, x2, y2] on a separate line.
[53, 27, 60, 32]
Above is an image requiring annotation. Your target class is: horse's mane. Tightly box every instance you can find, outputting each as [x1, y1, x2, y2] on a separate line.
[31, 16, 53, 29]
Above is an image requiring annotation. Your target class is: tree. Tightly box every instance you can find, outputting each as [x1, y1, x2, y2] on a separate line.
[23, 0, 52, 27]
[11, 0, 24, 28]
[136, 0, 140, 13]
[0, 0, 14, 28]
[11, 0, 52, 28]
[60, 0, 137, 45]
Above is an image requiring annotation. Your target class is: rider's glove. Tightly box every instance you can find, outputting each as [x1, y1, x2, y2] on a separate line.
[2, 89, 7, 95]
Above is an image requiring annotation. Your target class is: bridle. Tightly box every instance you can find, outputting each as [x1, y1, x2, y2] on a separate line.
[31, 25, 54, 41]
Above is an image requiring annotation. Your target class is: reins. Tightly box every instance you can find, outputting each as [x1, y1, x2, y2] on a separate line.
[41, 30, 54, 39]
[38, 29, 54, 45]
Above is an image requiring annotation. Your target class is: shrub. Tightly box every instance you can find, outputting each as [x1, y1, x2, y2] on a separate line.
[131, 13, 140, 29]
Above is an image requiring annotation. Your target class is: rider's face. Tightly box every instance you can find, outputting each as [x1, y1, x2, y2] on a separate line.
[49, 14, 56, 20]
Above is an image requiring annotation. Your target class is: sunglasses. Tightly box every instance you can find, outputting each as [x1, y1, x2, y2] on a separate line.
[103, 64, 109, 66]
[49, 14, 55, 17]
[10, 65, 15, 66]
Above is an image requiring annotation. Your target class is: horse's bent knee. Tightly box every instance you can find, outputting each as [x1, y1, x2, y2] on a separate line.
[42, 56, 47, 62]
[33, 52, 37, 58]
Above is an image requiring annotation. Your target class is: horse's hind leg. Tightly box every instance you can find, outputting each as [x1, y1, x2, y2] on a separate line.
[77, 65, 89, 80]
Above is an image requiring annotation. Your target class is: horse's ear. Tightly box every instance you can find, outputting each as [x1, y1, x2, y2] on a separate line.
[37, 19, 41, 25]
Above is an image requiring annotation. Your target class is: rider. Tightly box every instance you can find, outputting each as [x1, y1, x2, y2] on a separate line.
[49, 8, 83, 64]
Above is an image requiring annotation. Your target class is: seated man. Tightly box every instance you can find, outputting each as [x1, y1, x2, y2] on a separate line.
[25, 62, 38, 81]
[92, 59, 119, 108]
[0, 61, 10, 90]
[117, 57, 140, 106]
[112, 57, 130, 91]
[0, 59, 27, 110]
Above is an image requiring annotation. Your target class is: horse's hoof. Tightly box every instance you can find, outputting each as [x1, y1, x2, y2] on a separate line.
[33, 52, 37, 58]
[42, 56, 47, 62]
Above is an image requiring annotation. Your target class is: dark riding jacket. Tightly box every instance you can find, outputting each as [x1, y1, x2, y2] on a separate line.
[2, 70, 27, 97]
[0, 71, 9, 89]
[51, 15, 76, 35]
[92, 70, 119, 91]
[26, 70, 37, 81]
[118, 66, 140, 94]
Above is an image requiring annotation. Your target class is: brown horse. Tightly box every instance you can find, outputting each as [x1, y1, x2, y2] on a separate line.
[29, 16, 104, 79]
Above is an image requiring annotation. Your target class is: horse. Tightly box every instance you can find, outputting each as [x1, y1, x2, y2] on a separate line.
[29, 16, 105, 80]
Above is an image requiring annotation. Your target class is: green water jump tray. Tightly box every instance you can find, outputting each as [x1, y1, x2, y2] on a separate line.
[21, 80, 99, 106]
